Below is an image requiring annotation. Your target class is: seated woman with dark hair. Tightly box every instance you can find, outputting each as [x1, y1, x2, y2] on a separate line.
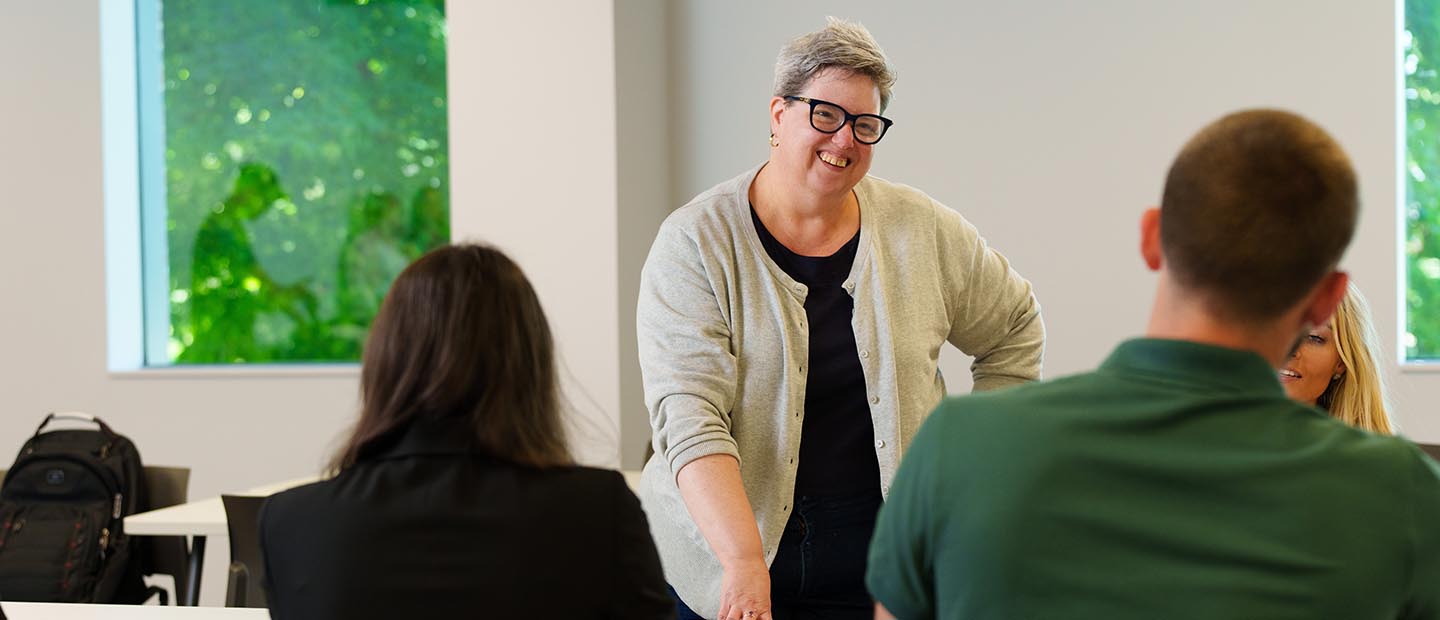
[259, 243, 674, 620]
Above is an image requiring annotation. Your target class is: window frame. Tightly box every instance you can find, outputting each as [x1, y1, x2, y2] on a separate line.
[102, 0, 394, 376]
[1400, 0, 1440, 370]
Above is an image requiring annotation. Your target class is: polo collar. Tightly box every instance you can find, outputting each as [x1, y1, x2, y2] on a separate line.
[1100, 338, 1285, 398]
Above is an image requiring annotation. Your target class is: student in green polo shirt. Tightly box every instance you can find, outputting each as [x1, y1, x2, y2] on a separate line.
[867, 109, 1440, 619]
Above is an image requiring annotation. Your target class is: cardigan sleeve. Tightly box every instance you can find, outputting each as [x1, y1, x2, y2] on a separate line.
[931, 200, 1046, 391]
[637, 216, 743, 477]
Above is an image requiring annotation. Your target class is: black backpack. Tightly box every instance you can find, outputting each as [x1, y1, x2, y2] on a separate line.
[0, 413, 148, 603]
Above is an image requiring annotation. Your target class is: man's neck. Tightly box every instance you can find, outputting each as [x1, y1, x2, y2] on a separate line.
[1144, 278, 1300, 367]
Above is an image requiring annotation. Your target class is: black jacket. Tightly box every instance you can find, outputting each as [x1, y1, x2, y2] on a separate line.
[259, 420, 674, 619]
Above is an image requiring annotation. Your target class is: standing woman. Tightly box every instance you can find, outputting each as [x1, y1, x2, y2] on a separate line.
[637, 18, 1045, 620]
[1280, 282, 1394, 434]
[261, 244, 674, 619]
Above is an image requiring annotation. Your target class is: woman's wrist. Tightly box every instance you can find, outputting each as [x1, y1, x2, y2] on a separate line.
[718, 553, 766, 572]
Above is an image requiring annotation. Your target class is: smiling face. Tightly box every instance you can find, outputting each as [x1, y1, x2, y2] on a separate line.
[1280, 322, 1346, 406]
[768, 68, 881, 203]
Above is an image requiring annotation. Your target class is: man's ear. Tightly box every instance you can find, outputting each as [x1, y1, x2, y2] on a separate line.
[1304, 271, 1350, 328]
[1140, 207, 1163, 271]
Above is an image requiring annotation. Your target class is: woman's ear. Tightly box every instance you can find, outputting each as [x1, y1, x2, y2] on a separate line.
[769, 96, 787, 135]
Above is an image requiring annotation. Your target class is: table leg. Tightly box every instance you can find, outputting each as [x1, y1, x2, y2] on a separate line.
[183, 535, 207, 606]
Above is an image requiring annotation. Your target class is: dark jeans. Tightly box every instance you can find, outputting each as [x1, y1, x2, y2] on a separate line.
[670, 491, 882, 620]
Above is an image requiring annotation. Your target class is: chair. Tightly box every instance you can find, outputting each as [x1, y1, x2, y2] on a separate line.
[1418, 443, 1440, 462]
[222, 495, 269, 608]
[139, 466, 191, 605]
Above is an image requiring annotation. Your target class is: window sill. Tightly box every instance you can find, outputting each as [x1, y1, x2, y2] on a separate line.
[1399, 361, 1440, 373]
[109, 364, 360, 379]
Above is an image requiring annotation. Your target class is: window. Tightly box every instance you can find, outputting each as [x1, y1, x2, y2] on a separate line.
[129, 0, 449, 366]
[1406, 0, 1440, 360]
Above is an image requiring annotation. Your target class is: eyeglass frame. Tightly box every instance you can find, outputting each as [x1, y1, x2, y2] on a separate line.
[783, 95, 895, 145]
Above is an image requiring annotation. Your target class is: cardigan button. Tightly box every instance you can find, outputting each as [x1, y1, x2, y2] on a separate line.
[875, 439, 886, 449]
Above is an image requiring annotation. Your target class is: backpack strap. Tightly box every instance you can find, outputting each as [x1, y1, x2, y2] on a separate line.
[32, 412, 118, 441]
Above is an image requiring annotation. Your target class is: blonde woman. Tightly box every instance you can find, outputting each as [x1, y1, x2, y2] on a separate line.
[1280, 283, 1393, 433]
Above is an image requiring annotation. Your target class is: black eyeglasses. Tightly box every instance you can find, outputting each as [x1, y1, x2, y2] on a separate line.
[784, 96, 894, 145]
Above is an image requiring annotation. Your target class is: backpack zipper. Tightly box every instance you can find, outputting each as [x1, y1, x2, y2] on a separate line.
[7, 454, 122, 500]
[4, 456, 128, 566]
[0, 515, 19, 549]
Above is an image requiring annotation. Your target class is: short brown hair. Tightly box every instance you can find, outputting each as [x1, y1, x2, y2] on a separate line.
[1160, 109, 1359, 322]
[331, 243, 570, 471]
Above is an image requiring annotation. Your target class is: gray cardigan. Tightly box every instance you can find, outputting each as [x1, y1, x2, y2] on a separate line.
[636, 165, 1045, 617]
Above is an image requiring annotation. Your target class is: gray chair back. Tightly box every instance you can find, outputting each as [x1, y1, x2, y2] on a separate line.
[222, 495, 269, 608]
[141, 466, 192, 605]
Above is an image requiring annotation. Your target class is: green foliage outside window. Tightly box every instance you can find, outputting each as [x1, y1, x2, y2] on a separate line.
[1408, 0, 1440, 360]
[151, 0, 449, 364]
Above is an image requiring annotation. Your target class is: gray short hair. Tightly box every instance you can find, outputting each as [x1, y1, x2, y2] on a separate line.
[773, 17, 897, 112]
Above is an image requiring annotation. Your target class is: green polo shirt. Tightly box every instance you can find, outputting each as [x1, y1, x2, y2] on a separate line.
[868, 338, 1440, 619]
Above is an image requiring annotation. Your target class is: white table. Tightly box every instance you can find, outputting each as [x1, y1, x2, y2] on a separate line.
[1, 602, 268, 619]
[124, 477, 317, 606]
[124, 471, 643, 606]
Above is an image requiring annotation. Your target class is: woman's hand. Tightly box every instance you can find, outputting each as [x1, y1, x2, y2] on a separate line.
[717, 558, 773, 620]
[674, 454, 771, 620]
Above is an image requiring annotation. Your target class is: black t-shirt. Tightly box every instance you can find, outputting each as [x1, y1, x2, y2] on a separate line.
[750, 206, 881, 499]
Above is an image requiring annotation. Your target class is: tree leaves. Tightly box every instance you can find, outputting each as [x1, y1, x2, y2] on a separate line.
[156, 0, 449, 364]
[1408, 0, 1440, 359]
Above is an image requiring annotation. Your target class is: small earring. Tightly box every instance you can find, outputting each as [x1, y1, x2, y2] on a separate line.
[1331, 373, 1343, 381]
[769, 133, 779, 147]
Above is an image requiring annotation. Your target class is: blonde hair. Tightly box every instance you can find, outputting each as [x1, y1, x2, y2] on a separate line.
[1315, 283, 1393, 434]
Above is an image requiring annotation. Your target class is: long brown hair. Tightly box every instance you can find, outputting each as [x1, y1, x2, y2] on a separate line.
[330, 243, 570, 471]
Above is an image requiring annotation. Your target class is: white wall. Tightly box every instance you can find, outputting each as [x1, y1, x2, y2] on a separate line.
[615, 0, 674, 468]
[0, 0, 1433, 605]
[668, 0, 1437, 440]
[449, 1, 622, 468]
[1, 0, 622, 604]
